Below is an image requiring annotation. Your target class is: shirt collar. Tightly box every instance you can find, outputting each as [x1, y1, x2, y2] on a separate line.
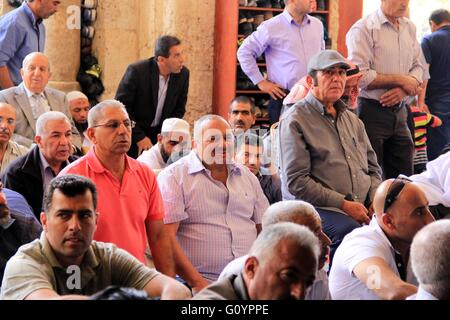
[23, 83, 45, 97]
[233, 273, 251, 300]
[187, 150, 241, 175]
[86, 147, 138, 174]
[370, 216, 396, 253]
[6, 140, 24, 157]
[376, 7, 407, 28]
[0, 217, 15, 230]
[282, 9, 311, 26]
[23, 2, 43, 29]
[304, 91, 347, 116]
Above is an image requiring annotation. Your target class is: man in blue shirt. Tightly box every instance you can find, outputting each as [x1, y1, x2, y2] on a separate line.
[0, 0, 61, 89]
[420, 9, 450, 160]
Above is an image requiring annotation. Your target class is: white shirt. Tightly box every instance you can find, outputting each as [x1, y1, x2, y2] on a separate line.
[24, 85, 50, 119]
[219, 254, 331, 300]
[329, 217, 417, 300]
[151, 74, 170, 127]
[410, 152, 450, 206]
[137, 143, 166, 170]
[407, 286, 438, 300]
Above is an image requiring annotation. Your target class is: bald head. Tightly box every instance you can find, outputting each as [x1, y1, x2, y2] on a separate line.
[21, 52, 51, 94]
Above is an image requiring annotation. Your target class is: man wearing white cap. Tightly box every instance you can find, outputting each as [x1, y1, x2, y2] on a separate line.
[67, 91, 91, 153]
[137, 118, 190, 173]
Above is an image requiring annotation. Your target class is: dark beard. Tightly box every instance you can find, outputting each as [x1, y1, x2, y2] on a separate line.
[75, 121, 89, 133]
[159, 144, 171, 163]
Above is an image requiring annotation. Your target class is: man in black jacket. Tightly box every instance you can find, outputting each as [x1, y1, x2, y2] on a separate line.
[115, 35, 189, 158]
[1, 111, 77, 220]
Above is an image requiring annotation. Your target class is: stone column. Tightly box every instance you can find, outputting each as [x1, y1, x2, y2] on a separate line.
[45, 0, 81, 92]
[0, 0, 15, 15]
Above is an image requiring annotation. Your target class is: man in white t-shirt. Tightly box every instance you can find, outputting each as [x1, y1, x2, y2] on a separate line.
[137, 118, 190, 175]
[329, 177, 435, 300]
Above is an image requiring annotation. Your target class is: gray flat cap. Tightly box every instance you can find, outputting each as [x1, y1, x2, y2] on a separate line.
[307, 50, 351, 74]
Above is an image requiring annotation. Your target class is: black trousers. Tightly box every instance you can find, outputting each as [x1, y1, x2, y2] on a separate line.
[268, 89, 290, 124]
[358, 97, 414, 179]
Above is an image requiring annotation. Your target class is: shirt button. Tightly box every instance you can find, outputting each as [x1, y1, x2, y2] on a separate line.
[347, 156, 351, 159]
[353, 174, 356, 178]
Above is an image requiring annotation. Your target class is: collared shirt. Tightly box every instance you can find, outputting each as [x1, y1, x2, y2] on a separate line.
[192, 273, 250, 300]
[218, 254, 331, 300]
[39, 149, 69, 203]
[0, 2, 45, 86]
[237, 10, 324, 90]
[0, 232, 159, 300]
[0, 140, 28, 173]
[346, 8, 424, 101]
[59, 148, 165, 263]
[151, 74, 170, 127]
[137, 143, 166, 170]
[23, 85, 50, 119]
[278, 92, 382, 212]
[329, 217, 418, 300]
[158, 151, 268, 281]
[407, 286, 438, 300]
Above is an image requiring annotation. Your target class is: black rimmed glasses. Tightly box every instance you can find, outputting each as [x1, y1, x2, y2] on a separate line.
[383, 174, 412, 213]
[93, 120, 136, 131]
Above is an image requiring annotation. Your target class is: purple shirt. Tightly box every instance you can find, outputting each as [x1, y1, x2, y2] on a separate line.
[157, 151, 269, 281]
[237, 10, 324, 90]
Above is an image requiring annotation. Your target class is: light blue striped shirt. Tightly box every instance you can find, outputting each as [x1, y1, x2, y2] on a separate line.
[158, 151, 269, 281]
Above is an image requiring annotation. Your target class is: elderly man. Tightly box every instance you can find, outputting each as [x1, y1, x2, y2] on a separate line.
[228, 96, 256, 135]
[0, 52, 80, 148]
[219, 200, 332, 300]
[409, 220, 450, 300]
[0, 174, 190, 300]
[137, 117, 190, 174]
[329, 178, 435, 300]
[347, 0, 424, 178]
[157, 115, 269, 291]
[67, 91, 91, 153]
[0, 0, 61, 89]
[1, 111, 77, 220]
[60, 100, 174, 276]
[279, 50, 382, 262]
[0, 182, 42, 283]
[193, 222, 319, 300]
[116, 35, 189, 158]
[0, 103, 28, 173]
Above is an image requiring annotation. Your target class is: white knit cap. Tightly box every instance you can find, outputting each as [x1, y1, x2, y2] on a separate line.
[66, 91, 89, 103]
[161, 118, 190, 135]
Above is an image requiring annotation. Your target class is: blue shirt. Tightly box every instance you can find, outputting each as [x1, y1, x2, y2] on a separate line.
[421, 25, 450, 102]
[237, 10, 324, 90]
[0, 2, 45, 86]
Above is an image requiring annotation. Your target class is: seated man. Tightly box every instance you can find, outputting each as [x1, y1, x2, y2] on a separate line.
[329, 178, 435, 300]
[158, 115, 269, 291]
[219, 200, 332, 300]
[67, 91, 91, 153]
[0, 174, 191, 300]
[228, 96, 256, 135]
[0, 103, 28, 173]
[137, 117, 190, 174]
[409, 220, 450, 300]
[235, 133, 281, 204]
[0, 182, 41, 283]
[278, 50, 382, 261]
[0, 52, 81, 148]
[1, 111, 77, 220]
[193, 222, 319, 300]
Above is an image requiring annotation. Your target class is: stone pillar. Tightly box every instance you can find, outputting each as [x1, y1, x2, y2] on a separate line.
[45, 0, 81, 92]
[0, 0, 15, 15]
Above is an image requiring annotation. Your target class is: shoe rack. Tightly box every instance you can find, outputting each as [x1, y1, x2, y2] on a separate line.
[213, 0, 331, 129]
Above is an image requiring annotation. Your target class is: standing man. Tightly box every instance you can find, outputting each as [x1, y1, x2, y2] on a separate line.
[60, 100, 174, 276]
[346, 0, 424, 178]
[0, 0, 61, 89]
[237, 0, 324, 123]
[116, 35, 189, 158]
[420, 9, 450, 160]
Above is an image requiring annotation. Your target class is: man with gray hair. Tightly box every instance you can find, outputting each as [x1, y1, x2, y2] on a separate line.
[0, 52, 81, 148]
[1, 110, 77, 220]
[218, 200, 332, 300]
[158, 114, 269, 292]
[60, 100, 174, 277]
[408, 220, 450, 300]
[193, 222, 320, 300]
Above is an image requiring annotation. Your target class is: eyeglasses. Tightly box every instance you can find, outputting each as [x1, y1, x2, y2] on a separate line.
[383, 174, 412, 213]
[93, 120, 135, 130]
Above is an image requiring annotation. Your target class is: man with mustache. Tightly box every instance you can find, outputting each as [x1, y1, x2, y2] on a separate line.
[278, 50, 382, 264]
[0, 174, 191, 300]
[0, 181, 42, 284]
[60, 100, 174, 277]
[228, 96, 256, 136]
[1, 111, 77, 220]
[67, 91, 91, 154]
[0, 103, 28, 173]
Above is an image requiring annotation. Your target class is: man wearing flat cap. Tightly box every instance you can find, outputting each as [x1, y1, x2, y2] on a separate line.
[278, 50, 382, 264]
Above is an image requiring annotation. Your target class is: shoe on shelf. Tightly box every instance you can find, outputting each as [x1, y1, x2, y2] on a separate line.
[256, 0, 271, 8]
[238, 21, 253, 36]
[82, 0, 97, 9]
[253, 14, 264, 28]
[264, 11, 273, 20]
[239, 12, 247, 24]
[247, 0, 257, 7]
[239, 0, 247, 6]
[317, 0, 326, 10]
[271, 0, 281, 9]
[245, 12, 255, 24]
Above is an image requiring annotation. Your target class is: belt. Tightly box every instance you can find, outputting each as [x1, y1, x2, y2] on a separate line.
[359, 97, 404, 112]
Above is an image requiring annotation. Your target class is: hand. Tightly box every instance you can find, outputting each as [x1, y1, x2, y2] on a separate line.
[418, 100, 430, 113]
[400, 76, 421, 96]
[257, 80, 286, 100]
[137, 136, 153, 155]
[380, 87, 407, 107]
[341, 200, 370, 225]
[191, 278, 210, 295]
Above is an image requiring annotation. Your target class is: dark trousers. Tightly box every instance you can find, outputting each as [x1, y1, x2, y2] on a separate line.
[128, 125, 161, 159]
[268, 89, 289, 124]
[315, 208, 361, 267]
[427, 99, 450, 161]
[358, 97, 414, 179]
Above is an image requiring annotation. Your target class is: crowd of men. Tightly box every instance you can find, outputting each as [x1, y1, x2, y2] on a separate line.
[0, 0, 450, 300]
